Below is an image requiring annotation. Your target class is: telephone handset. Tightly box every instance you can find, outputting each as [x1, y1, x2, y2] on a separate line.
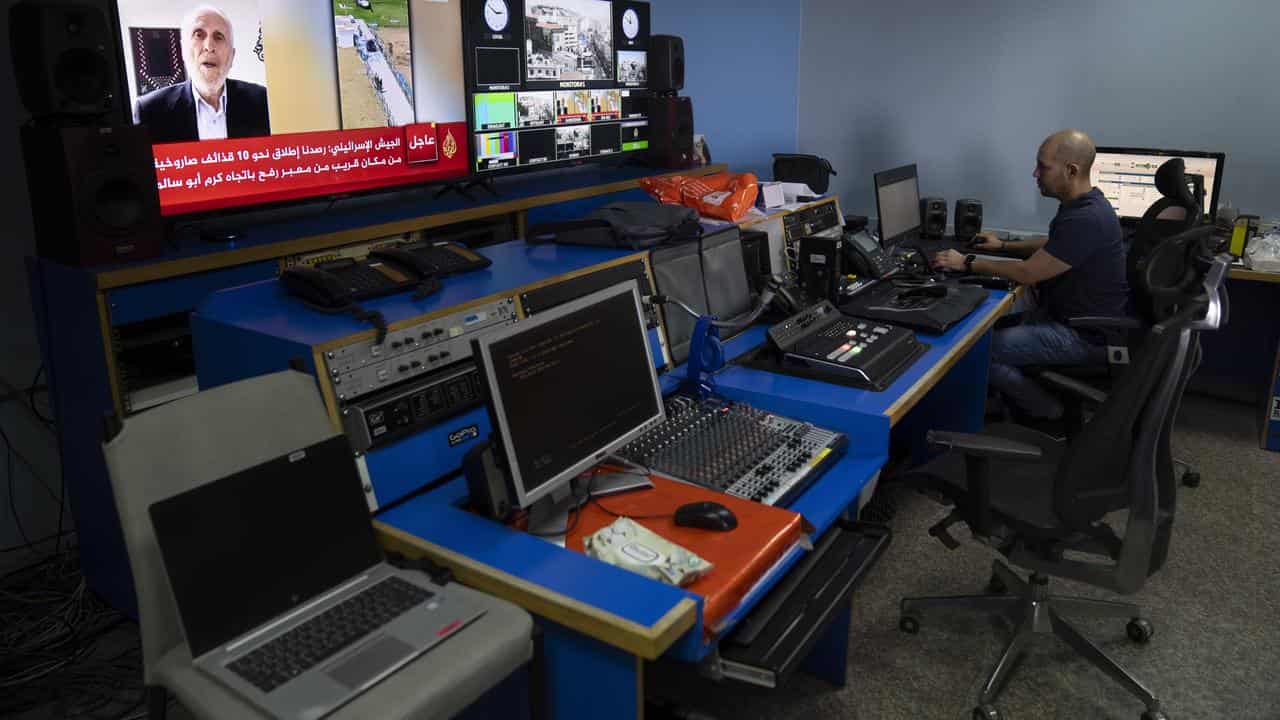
[279, 264, 355, 309]
[842, 230, 896, 279]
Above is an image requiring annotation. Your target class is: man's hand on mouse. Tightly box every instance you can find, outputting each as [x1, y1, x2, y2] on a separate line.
[969, 231, 1005, 251]
[931, 249, 967, 272]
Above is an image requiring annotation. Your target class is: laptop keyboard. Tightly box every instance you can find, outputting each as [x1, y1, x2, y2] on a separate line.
[227, 576, 433, 693]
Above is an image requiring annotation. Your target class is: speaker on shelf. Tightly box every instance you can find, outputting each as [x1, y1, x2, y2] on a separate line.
[920, 197, 946, 239]
[649, 34, 684, 94]
[9, 0, 128, 121]
[954, 198, 983, 243]
[645, 95, 694, 169]
[21, 124, 163, 266]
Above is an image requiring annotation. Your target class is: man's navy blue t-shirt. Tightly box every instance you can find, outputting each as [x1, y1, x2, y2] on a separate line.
[1039, 187, 1128, 327]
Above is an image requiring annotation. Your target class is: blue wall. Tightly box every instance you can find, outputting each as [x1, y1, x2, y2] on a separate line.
[797, 0, 1280, 231]
[651, 0, 801, 178]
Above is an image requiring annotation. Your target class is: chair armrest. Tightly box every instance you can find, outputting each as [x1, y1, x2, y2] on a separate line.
[1038, 371, 1108, 405]
[925, 431, 1044, 461]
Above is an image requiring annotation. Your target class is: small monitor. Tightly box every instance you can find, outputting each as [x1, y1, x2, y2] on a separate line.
[874, 164, 921, 247]
[1092, 147, 1226, 224]
[472, 281, 665, 510]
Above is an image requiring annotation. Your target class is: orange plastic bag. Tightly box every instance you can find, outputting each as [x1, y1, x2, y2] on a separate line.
[639, 172, 760, 222]
[639, 174, 687, 205]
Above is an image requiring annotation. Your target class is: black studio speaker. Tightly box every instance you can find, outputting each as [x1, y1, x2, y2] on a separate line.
[649, 34, 685, 94]
[954, 199, 983, 243]
[739, 229, 772, 294]
[9, 0, 128, 121]
[646, 95, 694, 169]
[920, 197, 947, 239]
[21, 124, 163, 266]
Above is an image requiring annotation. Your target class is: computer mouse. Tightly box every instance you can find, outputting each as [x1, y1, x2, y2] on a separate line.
[673, 501, 738, 532]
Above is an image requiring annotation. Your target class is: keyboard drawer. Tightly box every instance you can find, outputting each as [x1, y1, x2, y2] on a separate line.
[716, 521, 891, 688]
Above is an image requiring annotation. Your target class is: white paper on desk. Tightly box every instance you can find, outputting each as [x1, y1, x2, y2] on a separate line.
[777, 182, 818, 203]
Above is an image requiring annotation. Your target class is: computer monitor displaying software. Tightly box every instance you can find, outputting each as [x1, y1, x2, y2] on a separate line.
[471, 281, 665, 511]
[1092, 148, 1225, 224]
[874, 164, 922, 246]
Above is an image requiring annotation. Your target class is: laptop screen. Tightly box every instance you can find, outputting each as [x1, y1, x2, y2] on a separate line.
[150, 434, 383, 658]
[874, 164, 921, 247]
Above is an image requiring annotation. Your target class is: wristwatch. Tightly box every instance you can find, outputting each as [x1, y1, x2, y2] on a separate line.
[964, 253, 976, 273]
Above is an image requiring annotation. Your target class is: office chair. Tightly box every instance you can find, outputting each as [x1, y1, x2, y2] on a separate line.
[897, 249, 1228, 720]
[101, 370, 534, 720]
[1025, 157, 1212, 487]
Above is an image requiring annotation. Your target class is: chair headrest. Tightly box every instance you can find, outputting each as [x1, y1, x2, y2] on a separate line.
[1154, 158, 1195, 209]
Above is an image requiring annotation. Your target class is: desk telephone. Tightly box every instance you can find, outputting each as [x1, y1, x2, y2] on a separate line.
[842, 230, 897, 279]
[281, 247, 442, 309]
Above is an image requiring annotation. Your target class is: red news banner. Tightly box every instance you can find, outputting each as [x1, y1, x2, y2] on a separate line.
[152, 122, 468, 215]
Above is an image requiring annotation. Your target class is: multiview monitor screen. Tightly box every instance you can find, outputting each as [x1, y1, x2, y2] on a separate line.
[462, 0, 651, 175]
[118, 0, 471, 215]
[1091, 147, 1226, 224]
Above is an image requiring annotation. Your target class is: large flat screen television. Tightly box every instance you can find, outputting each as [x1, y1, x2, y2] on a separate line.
[117, 0, 472, 216]
[461, 0, 651, 175]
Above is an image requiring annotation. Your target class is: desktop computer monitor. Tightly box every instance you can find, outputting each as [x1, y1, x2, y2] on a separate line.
[471, 281, 665, 512]
[1092, 147, 1226, 225]
[873, 164, 921, 247]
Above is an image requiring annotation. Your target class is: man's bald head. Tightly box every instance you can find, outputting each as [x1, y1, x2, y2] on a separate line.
[1034, 129, 1097, 202]
[1043, 129, 1096, 175]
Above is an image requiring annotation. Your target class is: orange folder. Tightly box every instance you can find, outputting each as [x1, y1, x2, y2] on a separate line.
[562, 472, 809, 639]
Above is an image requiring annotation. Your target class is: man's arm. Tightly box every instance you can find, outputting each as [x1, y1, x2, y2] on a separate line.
[1000, 235, 1048, 258]
[932, 247, 1070, 286]
[970, 231, 1047, 258]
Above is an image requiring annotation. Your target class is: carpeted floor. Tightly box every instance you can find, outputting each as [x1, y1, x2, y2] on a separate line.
[649, 394, 1280, 719]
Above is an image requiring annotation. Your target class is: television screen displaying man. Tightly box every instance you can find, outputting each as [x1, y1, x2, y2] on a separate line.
[135, 5, 271, 143]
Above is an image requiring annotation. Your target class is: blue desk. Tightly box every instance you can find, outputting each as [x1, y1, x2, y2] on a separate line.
[191, 240, 1015, 719]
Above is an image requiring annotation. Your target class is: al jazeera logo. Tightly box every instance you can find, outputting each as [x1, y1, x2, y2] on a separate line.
[442, 129, 457, 160]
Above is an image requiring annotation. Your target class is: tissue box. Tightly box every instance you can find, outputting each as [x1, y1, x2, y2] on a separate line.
[757, 181, 786, 209]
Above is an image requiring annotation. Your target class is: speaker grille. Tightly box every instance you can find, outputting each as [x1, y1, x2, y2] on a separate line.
[93, 177, 146, 232]
[55, 46, 110, 106]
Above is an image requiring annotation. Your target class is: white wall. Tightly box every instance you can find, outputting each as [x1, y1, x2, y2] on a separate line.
[798, 0, 1280, 231]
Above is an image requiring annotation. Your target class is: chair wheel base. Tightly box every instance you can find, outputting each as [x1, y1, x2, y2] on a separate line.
[899, 615, 920, 634]
[1127, 617, 1154, 644]
[973, 704, 1001, 720]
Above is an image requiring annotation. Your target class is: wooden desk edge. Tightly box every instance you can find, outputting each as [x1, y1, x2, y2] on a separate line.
[374, 521, 698, 660]
[1228, 267, 1280, 283]
[884, 292, 1017, 425]
[96, 165, 727, 290]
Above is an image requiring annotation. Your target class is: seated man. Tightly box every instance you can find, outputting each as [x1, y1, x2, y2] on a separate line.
[932, 129, 1128, 422]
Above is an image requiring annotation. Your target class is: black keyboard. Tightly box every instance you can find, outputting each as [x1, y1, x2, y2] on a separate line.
[227, 576, 432, 693]
[404, 242, 492, 277]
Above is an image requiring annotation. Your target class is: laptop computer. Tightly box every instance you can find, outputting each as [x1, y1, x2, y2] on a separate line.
[150, 434, 484, 720]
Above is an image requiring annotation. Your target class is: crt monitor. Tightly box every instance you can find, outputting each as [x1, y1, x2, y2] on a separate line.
[873, 163, 921, 247]
[461, 0, 652, 175]
[471, 280, 665, 511]
[1092, 147, 1226, 224]
[116, 0, 472, 216]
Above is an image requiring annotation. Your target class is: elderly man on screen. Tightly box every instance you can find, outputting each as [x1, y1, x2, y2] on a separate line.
[135, 5, 270, 143]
